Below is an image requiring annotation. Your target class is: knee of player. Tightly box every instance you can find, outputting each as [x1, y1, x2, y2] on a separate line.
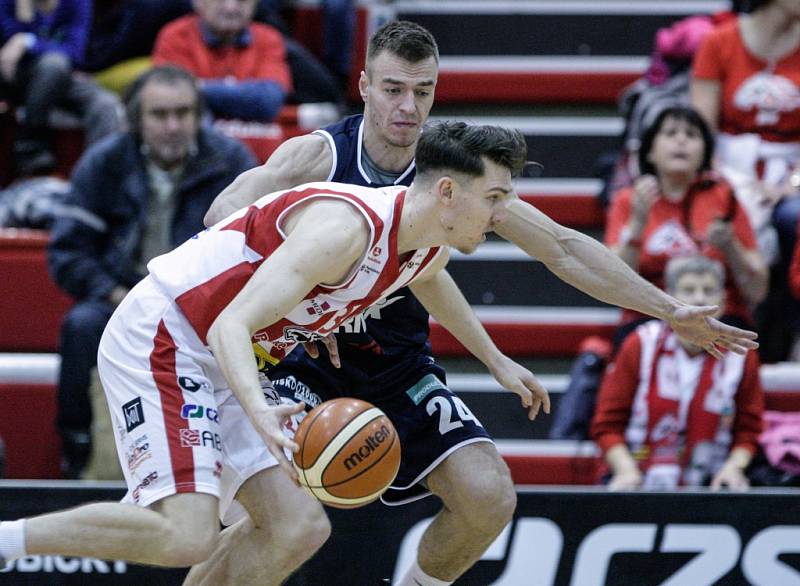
[452, 465, 516, 528]
[281, 506, 331, 553]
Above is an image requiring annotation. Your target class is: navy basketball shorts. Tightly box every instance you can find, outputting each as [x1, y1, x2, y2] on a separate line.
[270, 370, 494, 506]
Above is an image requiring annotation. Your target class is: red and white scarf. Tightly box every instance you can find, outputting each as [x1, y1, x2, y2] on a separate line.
[625, 321, 746, 487]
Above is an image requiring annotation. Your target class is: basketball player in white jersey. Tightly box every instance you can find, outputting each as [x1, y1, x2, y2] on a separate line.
[0, 121, 560, 584]
[201, 20, 760, 586]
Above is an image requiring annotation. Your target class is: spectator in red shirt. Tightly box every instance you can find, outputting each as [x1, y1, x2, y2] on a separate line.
[606, 105, 768, 342]
[691, 0, 800, 267]
[152, 0, 291, 122]
[591, 254, 764, 490]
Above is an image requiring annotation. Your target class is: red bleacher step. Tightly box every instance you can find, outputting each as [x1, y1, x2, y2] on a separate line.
[0, 229, 72, 352]
[515, 178, 603, 229]
[430, 307, 620, 357]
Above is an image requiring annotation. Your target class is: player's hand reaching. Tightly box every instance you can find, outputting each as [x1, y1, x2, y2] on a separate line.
[251, 401, 306, 482]
[489, 355, 550, 421]
[303, 333, 341, 368]
[668, 305, 759, 359]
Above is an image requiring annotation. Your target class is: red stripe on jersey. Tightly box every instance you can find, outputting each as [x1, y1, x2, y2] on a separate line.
[150, 320, 195, 493]
[176, 262, 258, 344]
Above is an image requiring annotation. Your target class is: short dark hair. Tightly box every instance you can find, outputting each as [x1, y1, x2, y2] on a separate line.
[637, 105, 714, 177]
[123, 65, 202, 136]
[415, 121, 528, 180]
[366, 20, 439, 66]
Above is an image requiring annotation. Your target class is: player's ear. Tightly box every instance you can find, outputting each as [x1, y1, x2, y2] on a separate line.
[436, 176, 455, 205]
[358, 70, 369, 102]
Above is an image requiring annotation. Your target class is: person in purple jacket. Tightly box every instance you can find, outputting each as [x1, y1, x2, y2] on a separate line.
[0, 0, 123, 176]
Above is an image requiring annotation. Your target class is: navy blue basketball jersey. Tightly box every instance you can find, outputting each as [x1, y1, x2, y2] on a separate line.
[270, 114, 440, 398]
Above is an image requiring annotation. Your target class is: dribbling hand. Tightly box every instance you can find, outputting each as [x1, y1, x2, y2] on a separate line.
[252, 401, 306, 483]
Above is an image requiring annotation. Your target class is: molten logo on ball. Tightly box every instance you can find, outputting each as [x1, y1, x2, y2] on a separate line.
[292, 398, 401, 508]
[343, 424, 391, 470]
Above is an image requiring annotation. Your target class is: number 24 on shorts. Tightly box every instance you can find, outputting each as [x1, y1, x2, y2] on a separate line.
[426, 395, 479, 435]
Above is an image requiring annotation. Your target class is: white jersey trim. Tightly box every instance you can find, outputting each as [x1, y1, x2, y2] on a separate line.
[311, 129, 337, 182]
[355, 120, 372, 184]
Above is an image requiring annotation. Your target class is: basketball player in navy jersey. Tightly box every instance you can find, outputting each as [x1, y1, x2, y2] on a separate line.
[201, 20, 760, 586]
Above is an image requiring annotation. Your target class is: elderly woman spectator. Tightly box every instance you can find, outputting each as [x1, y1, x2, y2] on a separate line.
[591, 255, 764, 490]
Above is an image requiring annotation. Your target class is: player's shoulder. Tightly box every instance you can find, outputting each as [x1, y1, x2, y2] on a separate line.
[277, 133, 332, 159]
[318, 114, 363, 138]
[267, 134, 333, 182]
[294, 189, 373, 245]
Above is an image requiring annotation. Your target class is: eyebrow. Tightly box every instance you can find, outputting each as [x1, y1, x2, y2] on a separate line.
[489, 187, 513, 195]
[382, 77, 436, 87]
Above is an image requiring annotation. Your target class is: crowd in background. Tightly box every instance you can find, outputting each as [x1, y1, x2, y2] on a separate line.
[555, 0, 800, 491]
[0, 0, 799, 490]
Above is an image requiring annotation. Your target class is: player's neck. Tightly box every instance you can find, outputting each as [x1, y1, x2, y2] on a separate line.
[362, 131, 415, 174]
[396, 185, 445, 254]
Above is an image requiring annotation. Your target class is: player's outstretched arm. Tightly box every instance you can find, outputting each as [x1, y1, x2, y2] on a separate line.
[207, 201, 369, 479]
[410, 268, 550, 420]
[204, 134, 333, 226]
[494, 199, 758, 356]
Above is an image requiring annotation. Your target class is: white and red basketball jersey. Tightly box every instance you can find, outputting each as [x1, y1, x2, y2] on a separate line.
[147, 182, 444, 366]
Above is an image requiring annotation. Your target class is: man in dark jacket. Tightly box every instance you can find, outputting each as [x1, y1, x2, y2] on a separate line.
[48, 65, 256, 478]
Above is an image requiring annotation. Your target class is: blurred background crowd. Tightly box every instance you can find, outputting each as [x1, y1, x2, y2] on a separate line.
[0, 0, 799, 496]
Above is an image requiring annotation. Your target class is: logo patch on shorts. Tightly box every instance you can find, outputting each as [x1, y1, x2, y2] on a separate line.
[180, 429, 200, 447]
[180, 404, 220, 423]
[178, 376, 204, 392]
[122, 397, 145, 432]
[405, 374, 447, 405]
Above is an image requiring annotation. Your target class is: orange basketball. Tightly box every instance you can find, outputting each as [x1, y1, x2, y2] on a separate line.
[292, 398, 401, 508]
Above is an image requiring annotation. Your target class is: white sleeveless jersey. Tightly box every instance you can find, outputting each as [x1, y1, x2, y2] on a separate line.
[147, 182, 444, 367]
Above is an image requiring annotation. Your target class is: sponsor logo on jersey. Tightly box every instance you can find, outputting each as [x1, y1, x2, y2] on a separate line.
[270, 375, 321, 407]
[406, 373, 447, 405]
[126, 435, 151, 472]
[305, 299, 331, 316]
[179, 429, 222, 451]
[180, 428, 200, 447]
[122, 397, 145, 433]
[336, 295, 404, 334]
[180, 404, 220, 423]
[132, 471, 158, 502]
[283, 326, 323, 344]
[178, 376, 206, 392]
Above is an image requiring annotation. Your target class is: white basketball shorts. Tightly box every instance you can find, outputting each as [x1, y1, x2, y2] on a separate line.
[97, 277, 288, 522]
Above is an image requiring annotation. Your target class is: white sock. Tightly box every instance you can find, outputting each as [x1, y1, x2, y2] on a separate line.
[395, 558, 453, 586]
[0, 520, 27, 564]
